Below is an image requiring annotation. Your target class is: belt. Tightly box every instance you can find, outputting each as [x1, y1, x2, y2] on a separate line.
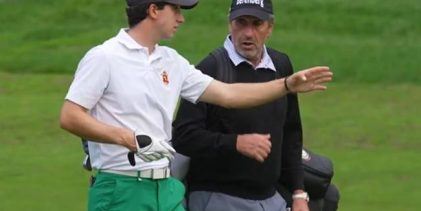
[101, 167, 171, 179]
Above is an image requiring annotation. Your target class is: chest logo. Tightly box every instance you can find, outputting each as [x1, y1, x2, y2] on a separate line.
[161, 70, 169, 85]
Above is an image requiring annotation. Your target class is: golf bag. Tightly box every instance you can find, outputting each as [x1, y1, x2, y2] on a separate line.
[278, 148, 340, 211]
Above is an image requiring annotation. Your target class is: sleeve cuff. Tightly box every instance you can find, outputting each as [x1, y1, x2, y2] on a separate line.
[220, 134, 238, 152]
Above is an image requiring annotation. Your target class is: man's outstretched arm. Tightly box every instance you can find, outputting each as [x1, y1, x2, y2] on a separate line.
[198, 66, 332, 108]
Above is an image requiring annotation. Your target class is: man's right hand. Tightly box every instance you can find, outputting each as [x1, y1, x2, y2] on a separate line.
[127, 132, 175, 166]
[236, 134, 271, 162]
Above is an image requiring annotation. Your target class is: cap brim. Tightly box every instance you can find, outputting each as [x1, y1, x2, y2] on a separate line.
[170, 0, 198, 9]
[229, 8, 270, 21]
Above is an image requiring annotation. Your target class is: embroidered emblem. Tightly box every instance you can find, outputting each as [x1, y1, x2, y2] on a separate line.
[161, 70, 169, 85]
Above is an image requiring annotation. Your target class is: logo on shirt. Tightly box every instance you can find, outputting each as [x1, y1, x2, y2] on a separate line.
[161, 70, 169, 85]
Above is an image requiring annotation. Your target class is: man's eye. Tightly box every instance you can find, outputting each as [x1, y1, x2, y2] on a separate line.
[169, 4, 181, 13]
[253, 21, 263, 26]
[237, 20, 247, 25]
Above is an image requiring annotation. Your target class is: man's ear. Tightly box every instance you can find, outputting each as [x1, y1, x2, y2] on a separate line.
[147, 3, 160, 19]
[267, 23, 274, 38]
[268, 29, 273, 38]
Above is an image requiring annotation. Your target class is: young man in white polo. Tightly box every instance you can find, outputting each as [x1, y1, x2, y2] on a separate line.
[59, 0, 332, 210]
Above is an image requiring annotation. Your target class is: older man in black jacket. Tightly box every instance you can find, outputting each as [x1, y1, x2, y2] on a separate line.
[172, 0, 311, 210]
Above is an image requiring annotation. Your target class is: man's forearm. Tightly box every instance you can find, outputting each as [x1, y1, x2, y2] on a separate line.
[199, 78, 286, 109]
[59, 100, 135, 150]
[222, 79, 287, 108]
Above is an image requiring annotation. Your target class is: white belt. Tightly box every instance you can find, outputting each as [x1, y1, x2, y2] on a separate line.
[102, 167, 171, 179]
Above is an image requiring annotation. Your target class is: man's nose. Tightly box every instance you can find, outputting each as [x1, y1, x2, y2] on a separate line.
[243, 25, 255, 36]
[177, 14, 185, 24]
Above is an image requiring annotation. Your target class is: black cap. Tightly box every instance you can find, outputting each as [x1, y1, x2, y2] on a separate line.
[127, 0, 198, 9]
[229, 0, 273, 21]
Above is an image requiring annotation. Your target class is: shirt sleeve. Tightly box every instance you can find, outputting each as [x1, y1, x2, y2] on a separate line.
[65, 46, 110, 109]
[178, 55, 213, 104]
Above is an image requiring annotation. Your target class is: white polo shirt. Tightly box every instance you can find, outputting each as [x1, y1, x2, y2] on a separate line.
[65, 29, 213, 171]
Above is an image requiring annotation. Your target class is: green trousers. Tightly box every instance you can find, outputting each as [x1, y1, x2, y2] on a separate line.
[88, 172, 185, 211]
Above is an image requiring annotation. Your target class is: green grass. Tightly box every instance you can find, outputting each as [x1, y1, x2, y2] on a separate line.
[1, 0, 421, 210]
[298, 83, 421, 210]
[0, 72, 88, 210]
[325, 148, 421, 210]
[300, 83, 421, 149]
[1, 0, 420, 83]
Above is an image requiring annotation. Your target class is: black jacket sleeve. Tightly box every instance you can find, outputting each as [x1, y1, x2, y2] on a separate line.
[279, 56, 305, 191]
[172, 55, 237, 158]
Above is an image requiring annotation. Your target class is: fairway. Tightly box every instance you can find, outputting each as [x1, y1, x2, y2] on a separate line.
[1, 0, 421, 210]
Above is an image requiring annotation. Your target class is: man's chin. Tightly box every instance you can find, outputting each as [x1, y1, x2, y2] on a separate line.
[162, 33, 176, 40]
[238, 50, 256, 60]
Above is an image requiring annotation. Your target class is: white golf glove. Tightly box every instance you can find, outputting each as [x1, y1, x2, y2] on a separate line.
[127, 133, 175, 166]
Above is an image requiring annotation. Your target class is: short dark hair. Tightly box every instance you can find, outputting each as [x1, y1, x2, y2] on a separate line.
[126, 2, 167, 28]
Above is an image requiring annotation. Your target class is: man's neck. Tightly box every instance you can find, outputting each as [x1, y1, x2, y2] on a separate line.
[127, 21, 159, 54]
[248, 55, 263, 68]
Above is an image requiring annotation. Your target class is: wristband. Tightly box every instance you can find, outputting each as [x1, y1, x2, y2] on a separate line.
[292, 192, 309, 202]
[284, 76, 291, 92]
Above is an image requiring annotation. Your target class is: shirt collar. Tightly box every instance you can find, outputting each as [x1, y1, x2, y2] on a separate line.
[115, 28, 147, 50]
[115, 28, 163, 60]
[223, 35, 276, 71]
